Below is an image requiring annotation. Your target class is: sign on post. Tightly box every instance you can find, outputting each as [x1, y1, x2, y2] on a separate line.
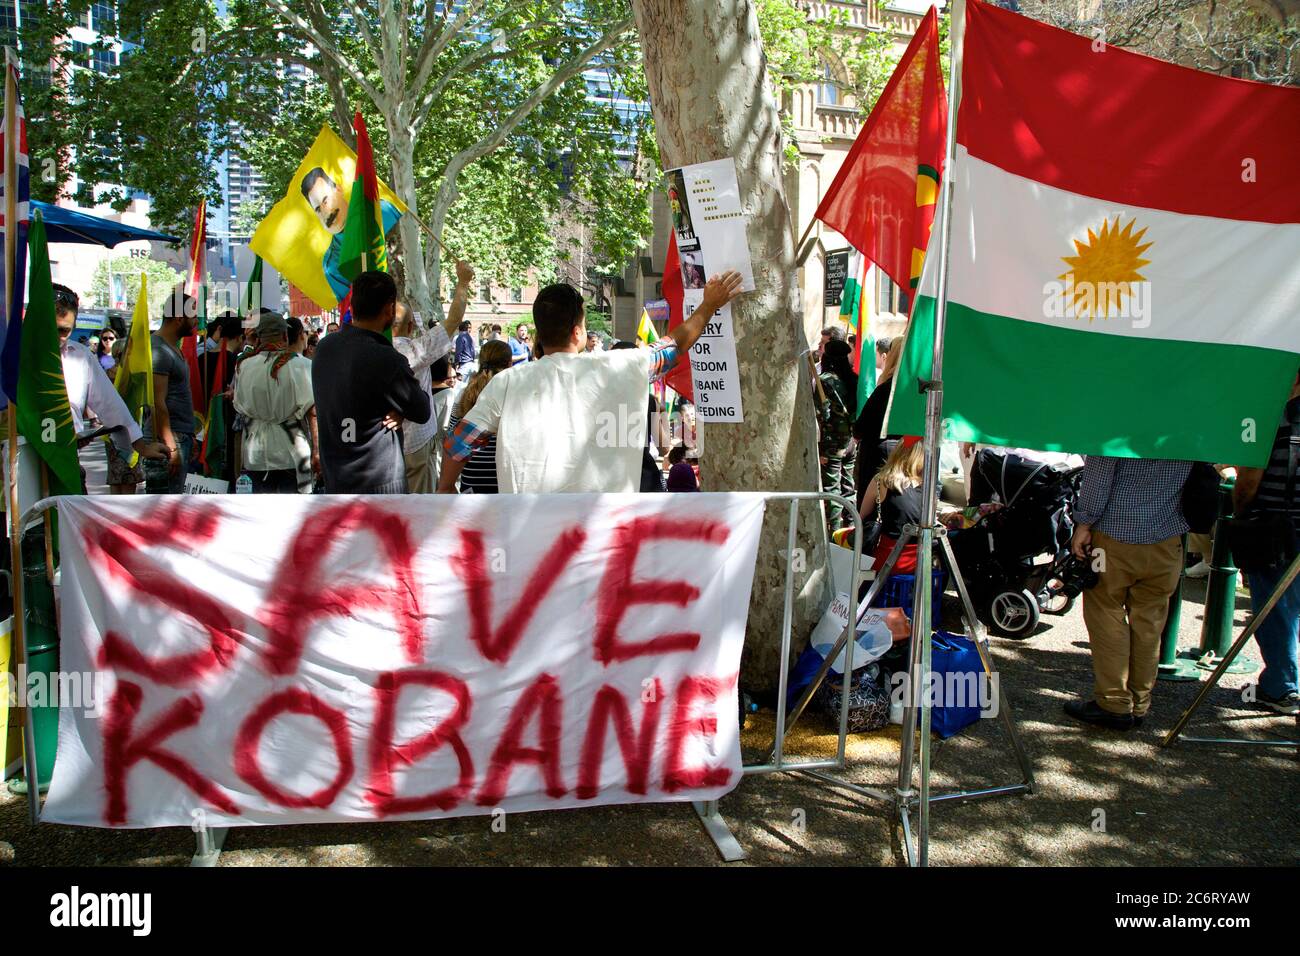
[825, 249, 851, 308]
[43, 493, 766, 828]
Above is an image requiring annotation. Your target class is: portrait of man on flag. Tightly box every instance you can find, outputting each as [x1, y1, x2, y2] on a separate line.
[249, 124, 407, 310]
[300, 164, 400, 303]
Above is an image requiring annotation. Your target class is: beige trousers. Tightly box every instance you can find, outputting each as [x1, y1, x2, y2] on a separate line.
[404, 442, 434, 494]
[1081, 530, 1183, 716]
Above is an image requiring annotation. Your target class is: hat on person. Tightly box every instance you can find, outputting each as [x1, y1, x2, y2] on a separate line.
[255, 311, 288, 340]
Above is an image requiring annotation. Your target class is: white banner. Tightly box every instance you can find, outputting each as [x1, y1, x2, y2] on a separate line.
[44, 493, 767, 828]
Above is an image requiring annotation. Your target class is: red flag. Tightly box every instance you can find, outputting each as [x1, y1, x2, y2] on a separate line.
[814, 6, 946, 302]
[660, 230, 693, 403]
[181, 199, 207, 414]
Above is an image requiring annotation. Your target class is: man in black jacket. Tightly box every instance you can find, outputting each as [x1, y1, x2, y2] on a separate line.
[311, 271, 430, 493]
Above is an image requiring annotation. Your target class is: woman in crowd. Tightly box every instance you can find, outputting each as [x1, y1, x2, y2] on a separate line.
[96, 327, 118, 373]
[818, 338, 858, 530]
[447, 339, 512, 493]
[854, 336, 903, 511]
[858, 437, 924, 574]
[665, 443, 698, 492]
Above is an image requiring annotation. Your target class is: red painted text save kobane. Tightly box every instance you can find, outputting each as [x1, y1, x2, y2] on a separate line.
[42, 495, 767, 828]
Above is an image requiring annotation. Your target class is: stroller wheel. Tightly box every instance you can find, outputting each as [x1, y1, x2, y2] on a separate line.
[989, 589, 1041, 638]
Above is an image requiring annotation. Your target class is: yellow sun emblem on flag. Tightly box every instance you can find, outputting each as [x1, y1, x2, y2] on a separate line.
[1058, 216, 1152, 320]
[39, 369, 75, 429]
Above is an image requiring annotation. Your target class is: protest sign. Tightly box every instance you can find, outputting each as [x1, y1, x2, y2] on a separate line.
[682, 296, 743, 423]
[43, 493, 766, 828]
[665, 158, 756, 292]
[249, 126, 407, 311]
[183, 474, 229, 495]
[665, 158, 754, 423]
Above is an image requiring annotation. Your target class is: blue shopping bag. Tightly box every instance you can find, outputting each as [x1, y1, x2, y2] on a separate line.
[929, 632, 985, 739]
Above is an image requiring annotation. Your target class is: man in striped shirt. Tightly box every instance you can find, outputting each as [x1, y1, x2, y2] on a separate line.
[1068, 456, 1192, 729]
[1232, 368, 1300, 715]
[439, 270, 742, 494]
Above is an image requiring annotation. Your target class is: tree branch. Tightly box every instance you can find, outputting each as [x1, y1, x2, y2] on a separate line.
[345, 0, 384, 71]
[423, 15, 636, 276]
[407, 0, 492, 102]
[412, 23, 561, 135]
[263, 0, 385, 109]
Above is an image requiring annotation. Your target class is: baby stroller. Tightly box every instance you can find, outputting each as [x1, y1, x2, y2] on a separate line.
[950, 448, 1090, 638]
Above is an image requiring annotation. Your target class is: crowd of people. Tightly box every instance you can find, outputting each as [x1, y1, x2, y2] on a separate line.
[52, 261, 733, 504]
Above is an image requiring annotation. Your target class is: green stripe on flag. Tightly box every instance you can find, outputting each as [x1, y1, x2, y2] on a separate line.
[889, 296, 1296, 467]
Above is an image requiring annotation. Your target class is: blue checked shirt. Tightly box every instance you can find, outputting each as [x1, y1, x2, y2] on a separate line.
[1074, 456, 1192, 544]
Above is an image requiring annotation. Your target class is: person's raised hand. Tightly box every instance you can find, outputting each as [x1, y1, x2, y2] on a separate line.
[455, 260, 475, 287]
[701, 270, 744, 314]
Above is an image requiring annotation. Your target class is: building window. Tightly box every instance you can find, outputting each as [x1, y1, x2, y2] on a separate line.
[877, 269, 909, 315]
[509, 287, 523, 303]
[92, 46, 117, 73]
[91, 1, 115, 34]
[817, 60, 839, 107]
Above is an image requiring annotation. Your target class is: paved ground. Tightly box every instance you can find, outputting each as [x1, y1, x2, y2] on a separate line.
[1, 574, 1295, 867]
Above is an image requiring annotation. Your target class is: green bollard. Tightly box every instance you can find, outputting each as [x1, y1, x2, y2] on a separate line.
[7, 528, 59, 796]
[1158, 536, 1201, 681]
[1184, 480, 1258, 676]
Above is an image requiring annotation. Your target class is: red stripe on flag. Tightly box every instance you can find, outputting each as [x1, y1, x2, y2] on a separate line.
[661, 231, 693, 403]
[354, 112, 381, 205]
[186, 199, 206, 298]
[959, 0, 1300, 223]
[814, 7, 945, 294]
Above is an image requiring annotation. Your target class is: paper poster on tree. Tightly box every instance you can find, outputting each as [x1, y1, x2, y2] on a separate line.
[665, 158, 754, 424]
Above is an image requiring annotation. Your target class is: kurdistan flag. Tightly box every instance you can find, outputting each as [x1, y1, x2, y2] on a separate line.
[889, 0, 1300, 466]
[17, 212, 79, 496]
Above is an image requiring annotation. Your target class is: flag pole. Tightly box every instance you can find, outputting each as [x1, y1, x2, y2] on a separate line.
[3, 44, 38, 824]
[894, 0, 966, 869]
[793, 217, 817, 267]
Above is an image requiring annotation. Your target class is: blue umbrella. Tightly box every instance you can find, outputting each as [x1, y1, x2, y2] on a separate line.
[31, 200, 181, 247]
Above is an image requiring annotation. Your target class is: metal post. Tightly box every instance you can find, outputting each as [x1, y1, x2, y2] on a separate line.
[1158, 537, 1201, 681]
[894, 0, 967, 868]
[772, 500, 800, 768]
[1191, 482, 1256, 674]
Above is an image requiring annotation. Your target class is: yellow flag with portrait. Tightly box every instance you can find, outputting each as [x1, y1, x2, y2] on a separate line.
[249, 125, 408, 310]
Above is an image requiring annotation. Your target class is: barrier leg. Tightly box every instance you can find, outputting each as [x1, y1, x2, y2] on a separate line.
[191, 825, 228, 868]
[692, 801, 746, 863]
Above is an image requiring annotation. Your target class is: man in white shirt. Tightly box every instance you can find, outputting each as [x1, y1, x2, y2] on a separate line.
[439, 270, 742, 494]
[53, 285, 167, 491]
[391, 260, 474, 492]
[233, 311, 317, 493]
